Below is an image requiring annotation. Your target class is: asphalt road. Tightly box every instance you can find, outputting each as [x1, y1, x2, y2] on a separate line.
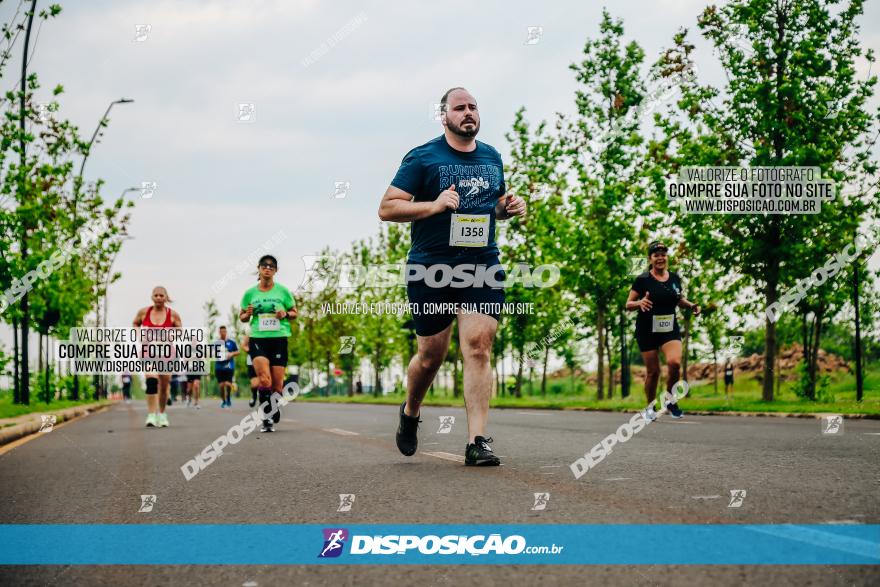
[1, 399, 878, 586]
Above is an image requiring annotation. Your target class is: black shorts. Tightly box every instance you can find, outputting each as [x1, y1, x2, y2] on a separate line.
[247, 365, 256, 378]
[635, 327, 682, 353]
[724, 374, 734, 385]
[406, 260, 505, 337]
[216, 370, 234, 383]
[186, 374, 202, 382]
[249, 337, 288, 367]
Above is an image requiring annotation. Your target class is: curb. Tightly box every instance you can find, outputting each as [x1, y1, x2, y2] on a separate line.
[563, 407, 880, 420]
[298, 398, 879, 419]
[0, 402, 111, 446]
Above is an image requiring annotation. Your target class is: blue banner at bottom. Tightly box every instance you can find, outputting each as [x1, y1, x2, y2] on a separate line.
[0, 524, 877, 565]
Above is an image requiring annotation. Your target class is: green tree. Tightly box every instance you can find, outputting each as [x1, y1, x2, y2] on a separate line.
[562, 10, 651, 399]
[654, 0, 880, 401]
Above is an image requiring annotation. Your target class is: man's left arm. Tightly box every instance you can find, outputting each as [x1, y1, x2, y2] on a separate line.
[495, 194, 527, 220]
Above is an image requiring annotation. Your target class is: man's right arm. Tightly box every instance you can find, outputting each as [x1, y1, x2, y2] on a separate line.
[378, 186, 442, 222]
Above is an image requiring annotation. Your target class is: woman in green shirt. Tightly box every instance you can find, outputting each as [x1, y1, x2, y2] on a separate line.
[239, 255, 297, 433]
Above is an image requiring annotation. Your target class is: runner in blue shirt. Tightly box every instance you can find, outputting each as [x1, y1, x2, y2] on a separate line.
[214, 326, 240, 408]
[378, 87, 527, 466]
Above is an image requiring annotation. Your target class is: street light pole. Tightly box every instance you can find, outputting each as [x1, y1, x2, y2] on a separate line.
[78, 98, 134, 181]
[73, 99, 133, 401]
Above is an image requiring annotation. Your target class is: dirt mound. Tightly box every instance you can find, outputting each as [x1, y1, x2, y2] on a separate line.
[687, 343, 849, 382]
[548, 343, 849, 384]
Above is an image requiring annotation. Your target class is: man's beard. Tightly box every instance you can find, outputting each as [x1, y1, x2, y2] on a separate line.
[447, 118, 480, 138]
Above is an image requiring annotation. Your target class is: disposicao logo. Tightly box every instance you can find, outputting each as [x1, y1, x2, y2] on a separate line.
[318, 528, 348, 558]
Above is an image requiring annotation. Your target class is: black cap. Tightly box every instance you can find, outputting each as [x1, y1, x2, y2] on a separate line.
[648, 241, 668, 255]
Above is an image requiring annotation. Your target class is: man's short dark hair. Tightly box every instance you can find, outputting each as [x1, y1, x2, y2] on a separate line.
[219, 326, 227, 330]
[440, 87, 467, 113]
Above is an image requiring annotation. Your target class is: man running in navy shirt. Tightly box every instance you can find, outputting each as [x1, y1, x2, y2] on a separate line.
[214, 326, 240, 408]
[378, 87, 526, 466]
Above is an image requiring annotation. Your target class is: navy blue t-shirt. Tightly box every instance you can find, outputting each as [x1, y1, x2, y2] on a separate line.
[390, 135, 506, 264]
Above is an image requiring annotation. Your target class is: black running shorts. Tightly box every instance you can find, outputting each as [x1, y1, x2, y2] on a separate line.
[249, 337, 288, 367]
[635, 326, 682, 353]
[406, 261, 505, 337]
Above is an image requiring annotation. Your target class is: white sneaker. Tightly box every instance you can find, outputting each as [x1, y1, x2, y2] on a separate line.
[643, 406, 658, 422]
[158, 413, 169, 427]
[145, 413, 158, 427]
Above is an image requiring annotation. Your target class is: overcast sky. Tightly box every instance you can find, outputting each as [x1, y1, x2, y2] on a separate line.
[2, 0, 879, 341]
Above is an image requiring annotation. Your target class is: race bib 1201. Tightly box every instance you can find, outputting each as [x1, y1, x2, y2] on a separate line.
[652, 314, 674, 333]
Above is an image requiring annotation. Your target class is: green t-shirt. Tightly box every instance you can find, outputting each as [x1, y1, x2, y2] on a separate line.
[240, 282, 296, 338]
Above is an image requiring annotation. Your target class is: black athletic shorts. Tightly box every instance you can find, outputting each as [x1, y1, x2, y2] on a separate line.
[406, 260, 505, 337]
[186, 374, 202, 382]
[247, 365, 256, 378]
[724, 374, 734, 385]
[635, 326, 682, 353]
[216, 369, 234, 383]
[249, 336, 288, 367]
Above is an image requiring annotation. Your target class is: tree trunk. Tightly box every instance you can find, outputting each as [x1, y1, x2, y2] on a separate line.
[854, 262, 863, 401]
[620, 309, 629, 398]
[12, 317, 19, 404]
[596, 308, 605, 400]
[515, 350, 524, 398]
[44, 334, 50, 403]
[713, 348, 718, 395]
[763, 278, 779, 402]
[326, 353, 332, 397]
[605, 322, 613, 398]
[808, 309, 824, 400]
[540, 344, 549, 395]
[37, 334, 43, 403]
[681, 313, 691, 382]
[803, 311, 816, 400]
[499, 346, 505, 397]
[373, 358, 381, 397]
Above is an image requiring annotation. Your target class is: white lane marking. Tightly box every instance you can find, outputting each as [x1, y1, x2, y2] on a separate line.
[863, 433, 880, 435]
[604, 477, 632, 481]
[323, 428, 359, 436]
[422, 451, 465, 463]
[691, 495, 721, 499]
[517, 411, 551, 416]
[540, 465, 562, 468]
[422, 442, 439, 445]
[670, 421, 698, 424]
[823, 520, 863, 524]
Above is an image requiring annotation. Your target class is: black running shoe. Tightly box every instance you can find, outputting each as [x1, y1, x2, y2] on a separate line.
[465, 436, 501, 466]
[667, 402, 683, 419]
[248, 392, 256, 408]
[395, 402, 420, 456]
[260, 421, 274, 433]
